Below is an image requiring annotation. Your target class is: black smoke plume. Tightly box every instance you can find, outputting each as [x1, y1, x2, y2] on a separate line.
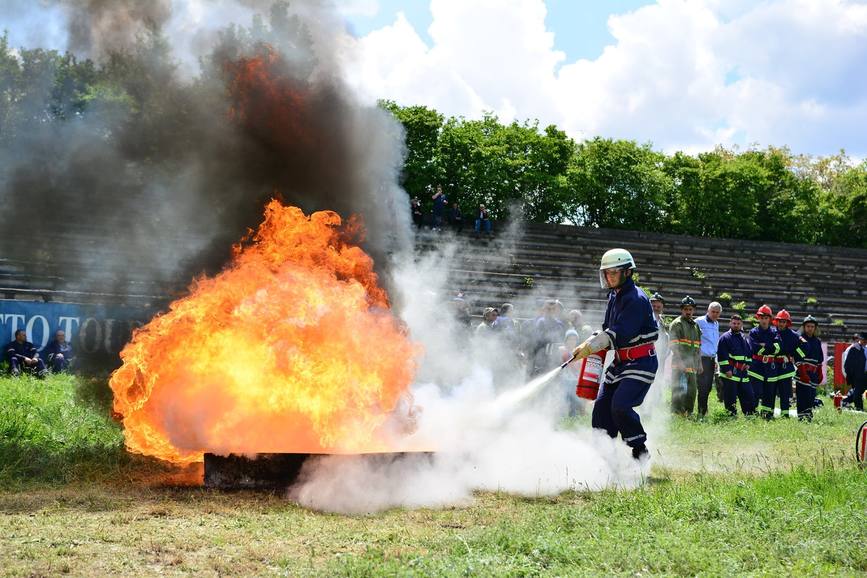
[0, 1, 410, 304]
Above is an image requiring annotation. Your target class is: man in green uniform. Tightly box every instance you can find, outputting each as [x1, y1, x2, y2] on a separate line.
[669, 296, 703, 415]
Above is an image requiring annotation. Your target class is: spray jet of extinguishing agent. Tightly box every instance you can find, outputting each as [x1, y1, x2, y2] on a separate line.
[488, 338, 607, 417]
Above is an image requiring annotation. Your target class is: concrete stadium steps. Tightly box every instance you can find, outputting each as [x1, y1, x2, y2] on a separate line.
[423, 223, 866, 342]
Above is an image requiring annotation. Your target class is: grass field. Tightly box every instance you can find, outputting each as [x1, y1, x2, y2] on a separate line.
[1, 374, 866, 576]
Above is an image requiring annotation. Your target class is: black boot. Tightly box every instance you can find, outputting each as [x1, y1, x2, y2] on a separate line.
[631, 445, 649, 461]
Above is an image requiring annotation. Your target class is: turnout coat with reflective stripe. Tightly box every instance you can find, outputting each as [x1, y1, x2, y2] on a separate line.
[796, 334, 824, 384]
[717, 330, 751, 381]
[748, 325, 779, 381]
[601, 278, 659, 386]
[668, 316, 702, 373]
[771, 327, 801, 382]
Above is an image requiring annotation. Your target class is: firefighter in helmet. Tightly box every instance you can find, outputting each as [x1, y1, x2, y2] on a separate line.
[794, 315, 824, 420]
[668, 296, 702, 415]
[572, 249, 659, 461]
[769, 309, 799, 417]
[748, 304, 781, 419]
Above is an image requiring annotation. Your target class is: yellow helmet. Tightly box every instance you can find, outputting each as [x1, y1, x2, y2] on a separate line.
[598, 248, 636, 288]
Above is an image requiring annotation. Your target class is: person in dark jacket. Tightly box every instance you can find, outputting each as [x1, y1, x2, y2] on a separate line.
[447, 202, 464, 232]
[572, 249, 659, 461]
[748, 304, 781, 419]
[794, 316, 823, 420]
[43, 329, 75, 373]
[717, 314, 753, 416]
[474, 204, 492, 235]
[431, 185, 447, 230]
[5, 329, 47, 378]
[842, 332, 867, 410]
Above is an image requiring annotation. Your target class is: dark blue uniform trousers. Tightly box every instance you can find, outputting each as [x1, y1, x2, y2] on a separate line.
[592, 357, 657, 448]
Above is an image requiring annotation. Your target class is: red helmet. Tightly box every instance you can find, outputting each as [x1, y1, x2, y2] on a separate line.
[756, 304, 773, 318]
[773, 309, 792, 326]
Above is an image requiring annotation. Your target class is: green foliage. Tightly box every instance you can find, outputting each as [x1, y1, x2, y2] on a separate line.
[718, 292, 732, 302]
[690, 268, 706, 280]
[732, 300, 747, 312]
[805, 296, 819, 305]
[381, 102, 867, 248]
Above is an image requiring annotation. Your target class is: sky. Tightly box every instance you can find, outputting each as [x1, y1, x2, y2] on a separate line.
[3, 0, 867, 157]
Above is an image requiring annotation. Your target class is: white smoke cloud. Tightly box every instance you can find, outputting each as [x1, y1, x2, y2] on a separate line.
[289, 232, 665, 514]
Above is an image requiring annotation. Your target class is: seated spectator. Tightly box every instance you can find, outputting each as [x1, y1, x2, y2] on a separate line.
[410, 197, 423, 228]
[43, 329, 75, 373]
[5, 329, 46, 378]
[450, 294, 472, 328]
[475, 307, 499, 334]
[448, 202, 464, 232]
[474, 204, 492, 235]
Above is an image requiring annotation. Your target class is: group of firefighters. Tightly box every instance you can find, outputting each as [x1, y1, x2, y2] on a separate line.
[665, 298, 824, 421]
[571, 248, 828, 462]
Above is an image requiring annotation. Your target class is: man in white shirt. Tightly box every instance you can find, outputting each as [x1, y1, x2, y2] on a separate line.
[695, 302, 722, 416]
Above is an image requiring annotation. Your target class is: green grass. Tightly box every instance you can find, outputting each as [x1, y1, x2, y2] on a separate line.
[1, 374, 866, 576]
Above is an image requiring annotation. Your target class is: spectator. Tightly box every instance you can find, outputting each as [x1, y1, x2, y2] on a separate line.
[695, 301, 722, 416]
[410, 197, 423, 228]
[531, 300, 565, 375]
[493, 302, 518, 334]
[5, 329, 47, 378]
[448, 202, 464, 232]
[475, 307, 499, 335]
[566, 309, 583, 332]
[474, 204, 492, 235]
[450, 294, 472, 328]
[842, 332, 867, 410]
[669, 296, 702, 415]
[43, 329, 74, 373]
[431, 185, 447, 231]
[650, 292, 669, 363]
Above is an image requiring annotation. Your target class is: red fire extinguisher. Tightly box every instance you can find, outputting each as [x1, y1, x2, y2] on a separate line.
[834, 391, 843, 412]
[576, 353, 604, 401]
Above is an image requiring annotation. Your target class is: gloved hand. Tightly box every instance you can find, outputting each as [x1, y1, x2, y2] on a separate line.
[571, 340, 594, 360]
[572, 330, 612, 360]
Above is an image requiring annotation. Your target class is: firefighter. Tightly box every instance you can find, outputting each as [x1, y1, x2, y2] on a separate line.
[768, 309, 799, 417]
[717, 313, 753, 415]
[668, 296, 702, 416]
[794, 315, 824, 421]
[571, 248, 659, 461]
[748, 304, 781, 419]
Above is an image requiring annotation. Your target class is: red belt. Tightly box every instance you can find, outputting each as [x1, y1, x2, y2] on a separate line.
[732, 362, 748, 371]
[752, 355, 790, 363]
[615, 343, 656, 362]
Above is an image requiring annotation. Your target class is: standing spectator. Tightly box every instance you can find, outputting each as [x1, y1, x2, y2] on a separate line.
[5, 329, 47, 378]
[410, 197, 423, 228]
[474, 204, 492, 235]
[695, 302, 722, 417]
[669, 296, 702, 415]
[842, 332, 867, 410]
[794, 316, 823, 421]
[475, 307, 499, 335]
[650, 292, 669, 363]
[493, 302, 518, 334]
[448, 202, 464, 232]
[431, 185, 447, 231]
[566, 309, 583, 332]
[717, 314, 753, 416]
[531, 300, 565, 375]
[43, 329, 75, 373]
[749, 305, 781, 419]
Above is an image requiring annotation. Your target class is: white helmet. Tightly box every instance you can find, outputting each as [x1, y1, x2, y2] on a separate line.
[598, 248, 636, 288]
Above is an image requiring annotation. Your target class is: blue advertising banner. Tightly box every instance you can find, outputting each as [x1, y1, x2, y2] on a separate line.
[0, 300, 155, 355]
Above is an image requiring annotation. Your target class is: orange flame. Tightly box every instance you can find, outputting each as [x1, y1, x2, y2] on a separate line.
[109, 201, 418, 464]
